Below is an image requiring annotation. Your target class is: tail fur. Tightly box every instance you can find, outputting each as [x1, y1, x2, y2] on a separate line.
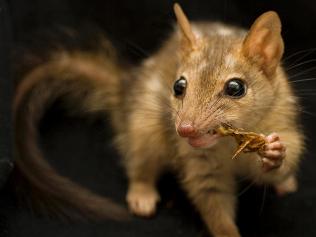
[13, 47, 129, 221]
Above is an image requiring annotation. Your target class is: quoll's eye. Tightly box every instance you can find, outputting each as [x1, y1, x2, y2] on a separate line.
[224, 78, 247, 98]
[173, 76, 187, 97]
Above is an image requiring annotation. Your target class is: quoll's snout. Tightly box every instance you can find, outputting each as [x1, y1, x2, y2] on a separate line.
[177, 122, 198, 137]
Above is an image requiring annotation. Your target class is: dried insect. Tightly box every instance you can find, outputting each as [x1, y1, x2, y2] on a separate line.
[216, 124, 267, 159]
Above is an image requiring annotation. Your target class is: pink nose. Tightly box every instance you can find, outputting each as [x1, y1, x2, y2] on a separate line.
[177, 122, 197, 137]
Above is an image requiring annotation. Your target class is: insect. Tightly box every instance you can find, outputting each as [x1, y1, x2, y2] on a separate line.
[216, 124, 267, 159]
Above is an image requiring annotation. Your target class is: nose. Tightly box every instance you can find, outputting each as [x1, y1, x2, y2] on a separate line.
[177, 122, 198, 137]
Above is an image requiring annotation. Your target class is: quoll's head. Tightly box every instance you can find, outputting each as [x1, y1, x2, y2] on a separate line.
[172, 4, 284, 148]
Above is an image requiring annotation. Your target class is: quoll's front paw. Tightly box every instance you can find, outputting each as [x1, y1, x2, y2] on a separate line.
[126, 182, 160, 218]
[259, 133, 286, 172]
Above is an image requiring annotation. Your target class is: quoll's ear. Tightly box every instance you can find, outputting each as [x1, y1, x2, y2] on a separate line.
[174, 3, 197, 51]
[242, 11, 284, 76]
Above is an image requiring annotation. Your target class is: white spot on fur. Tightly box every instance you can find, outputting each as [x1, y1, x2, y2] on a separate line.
[286, 96, 296, 103]
[146, 75, 162, 92]
[217, 27, 233, 36]
[191, 26, 203, 38]
[225, 54, 236, 68]
[144, 58, 156, 67]
[196, 61, 208, 72]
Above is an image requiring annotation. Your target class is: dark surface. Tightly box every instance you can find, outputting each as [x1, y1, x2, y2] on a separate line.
[0, 0, 13, 188]
[2, 0, 316, 236]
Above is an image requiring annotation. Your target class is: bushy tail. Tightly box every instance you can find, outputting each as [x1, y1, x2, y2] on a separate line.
[13, 49, 129, 221]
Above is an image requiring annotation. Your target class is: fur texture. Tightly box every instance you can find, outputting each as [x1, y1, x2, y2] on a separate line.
[13, 43, 129, 220]
[117, 7, 304, 237]
[13, 5, 304, 236]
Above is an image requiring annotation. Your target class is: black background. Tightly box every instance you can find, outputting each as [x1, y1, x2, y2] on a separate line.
[1, 0, 316, 236]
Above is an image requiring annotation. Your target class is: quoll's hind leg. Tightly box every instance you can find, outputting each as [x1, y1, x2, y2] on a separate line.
[195, 191, 240, 237]
[183, 179, 240, 237]
[180, 158, 240, 237]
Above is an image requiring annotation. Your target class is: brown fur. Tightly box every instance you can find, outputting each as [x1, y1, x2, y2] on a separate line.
[13, 4, 304, 236]
[118, 5, 304, 237]
[13, 46, 130, 220]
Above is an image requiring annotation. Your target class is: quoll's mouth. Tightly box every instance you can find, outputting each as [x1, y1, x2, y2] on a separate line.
[187, 129, 222, 148]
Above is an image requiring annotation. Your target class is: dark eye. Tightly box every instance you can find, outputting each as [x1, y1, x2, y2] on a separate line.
[173, 76, 187, 97]
[224, 78, 247, 98]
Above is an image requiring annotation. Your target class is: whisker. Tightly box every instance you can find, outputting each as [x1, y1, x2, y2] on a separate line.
[283, 48, 316, 65]
[237, 178, 258, 197]
[259, 185, 267, 216]
[296, 92, 316, 95]
[125, 40, 150, 58]
[290, 77, 316, 83]
[295, 88, 316, 92]
[288, 66, 316, 79]
[286, 59, 316, 71]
